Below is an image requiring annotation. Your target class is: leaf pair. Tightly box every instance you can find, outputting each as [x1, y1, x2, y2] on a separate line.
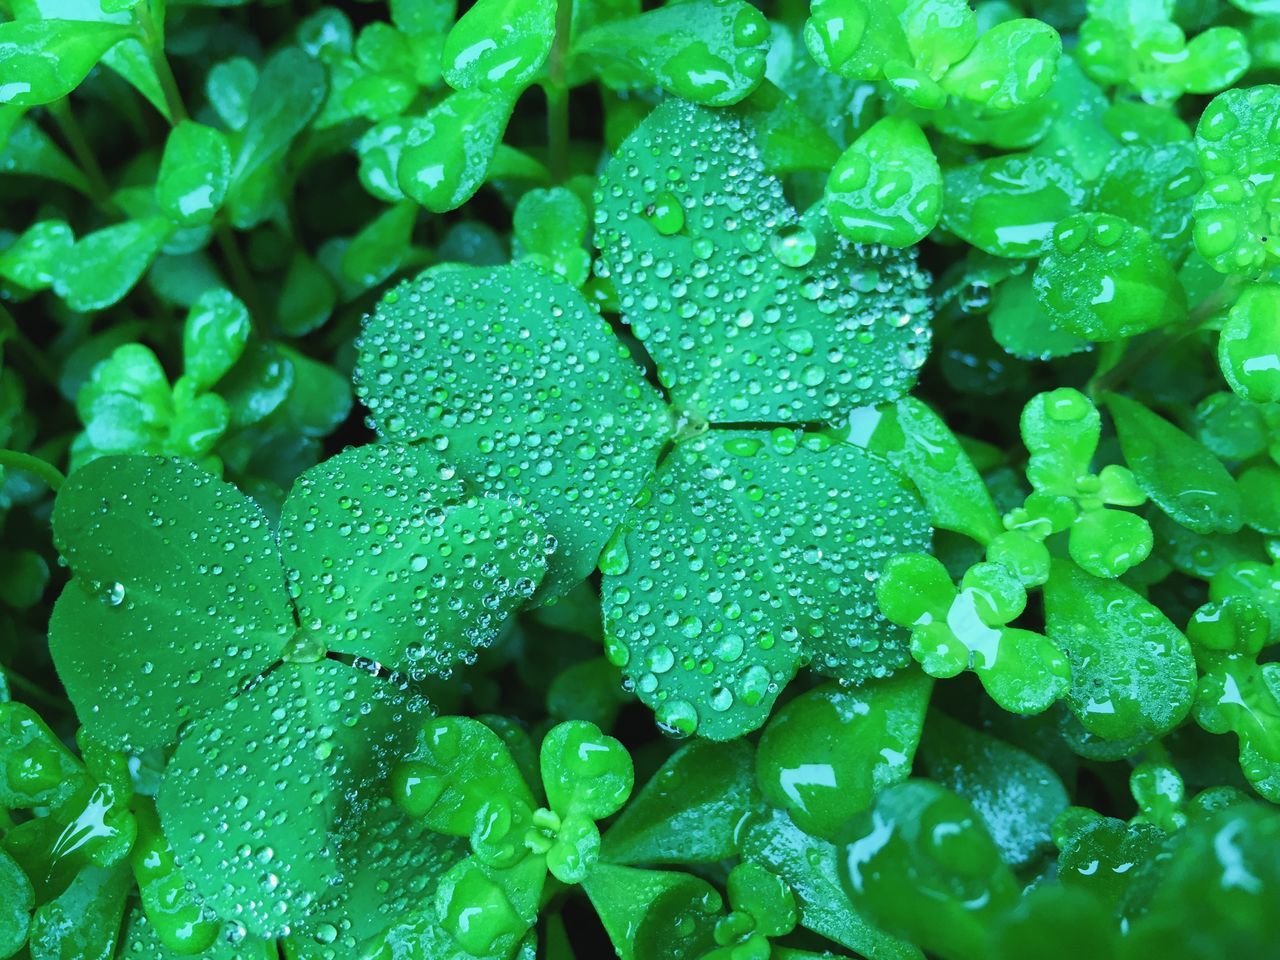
[47, 444, 550, 938]
[357, 99, 936, 739]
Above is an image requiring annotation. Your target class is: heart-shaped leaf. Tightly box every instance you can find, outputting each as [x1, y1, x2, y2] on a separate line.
[595, 99, 932, 424]
[49, 456, 293, 752]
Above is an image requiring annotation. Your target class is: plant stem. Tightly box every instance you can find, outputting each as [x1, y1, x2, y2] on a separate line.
[215, 227, 266, 324]
[0, 449, 65, 492]
[1, 666, 72, 712]
[545, 0, 573, 182]
[48, 100, 110, 203]
[136, 0, 189, 122]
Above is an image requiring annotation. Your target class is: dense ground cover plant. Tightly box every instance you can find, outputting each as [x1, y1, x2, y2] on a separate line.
[3, 0, 1280, 955]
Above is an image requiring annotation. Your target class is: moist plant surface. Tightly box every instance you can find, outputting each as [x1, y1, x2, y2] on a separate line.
[1, 0, 1280, 958]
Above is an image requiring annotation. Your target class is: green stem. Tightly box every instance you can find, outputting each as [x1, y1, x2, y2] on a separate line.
[0, 449, 65, 491]
[135, 0, 188, 122]
[545, 0, 573, 182]
[48, 100, 110, 203]
[1, 666, 72, 712]
[215, 227, 265, 324]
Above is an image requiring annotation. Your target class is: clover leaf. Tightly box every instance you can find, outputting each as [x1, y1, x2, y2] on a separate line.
[359, 100, 936, 740]
[48, 444, 548, 937]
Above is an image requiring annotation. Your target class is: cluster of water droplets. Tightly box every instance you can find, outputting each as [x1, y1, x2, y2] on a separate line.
[602, 428, 931, 739]
[355, 263, 671, 599]
[278, 443, 551, 678]
[594, 99, 931, 424]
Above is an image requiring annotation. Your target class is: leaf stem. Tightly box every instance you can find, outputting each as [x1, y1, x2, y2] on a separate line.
[0, 665, 72, 712]
[545, 0, 573, 182]
[47, 100, 111, 203]
[0, 449, 65, 492]
[135, 0, 189, 122]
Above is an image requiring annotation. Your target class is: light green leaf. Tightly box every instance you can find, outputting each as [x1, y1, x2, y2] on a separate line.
[356, 263, 671, 601]
[206, 56, 257, 132]
[183, 288, 251, 392]
[340, 201, 417, 288]
[278, 443, 549, 674]
[756, 672, 931, 841]
[49, 456, 293, 751]
[396, 88, 515, 212]
[0, 219, 75, 291]
[602, 430, 930, 741]
[582, 864, 721, 960]
[0, 20, 131, 106]
[596, 99, 932, 423]
[1105, 392, 1244, 534]
[54, 218, 173, 312]
[442, 0, 554, 93]
[157, 121, 232, 228]
[1044, 559, 1197, 748]
[158, 660, 428, 938]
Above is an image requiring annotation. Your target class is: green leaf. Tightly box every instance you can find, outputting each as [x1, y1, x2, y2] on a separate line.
[988, 273, 1090, 361]
[940, 19, 1062, 111]
[396, 89, 515, 212]
[581, 864, 721, 960]
[0, 701, 86, 809]
[738, 807, 923, 960]
[941, 154, 1085, 259]
[603, 739, 760, 866]
[0, 219, 75, 292]
[1033, 214, 1187, 341]
[755, 672, 931, 840]
[1218, 284, 1280, 404]
[156, 121, 232, 228]
[278, 443, 549, 674]
[1044, 559, 1197, 747]
[602, 430, 930, 740]
[183, 288, 251, 392]
[826, 116, 942, 248]
[340, 201, 417, 289]
[277, 252, 336, 336]
[0, 20, 131, 107]
[292, 797, 465, 953]
[596, 99, 932, 423]
[49, 456, 293, 751]
[356, 263, 670, 601]
[512, 187, 591, 287]
[1105, 392, 1243, 534]
[848, 397, 1002, 545]
[118, 908, 276, 960]
[0, 118, 90, 193]
[574, 0, 769, 107]
[442, 0, 554, 92]
[157, 660, 428, 938]
[919, 711, 1068, 866]
[0, 847, 32, 958]
[54, 218, 172, 312]
[27, 864, 130, 960]
[206, 56, 257, 132]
